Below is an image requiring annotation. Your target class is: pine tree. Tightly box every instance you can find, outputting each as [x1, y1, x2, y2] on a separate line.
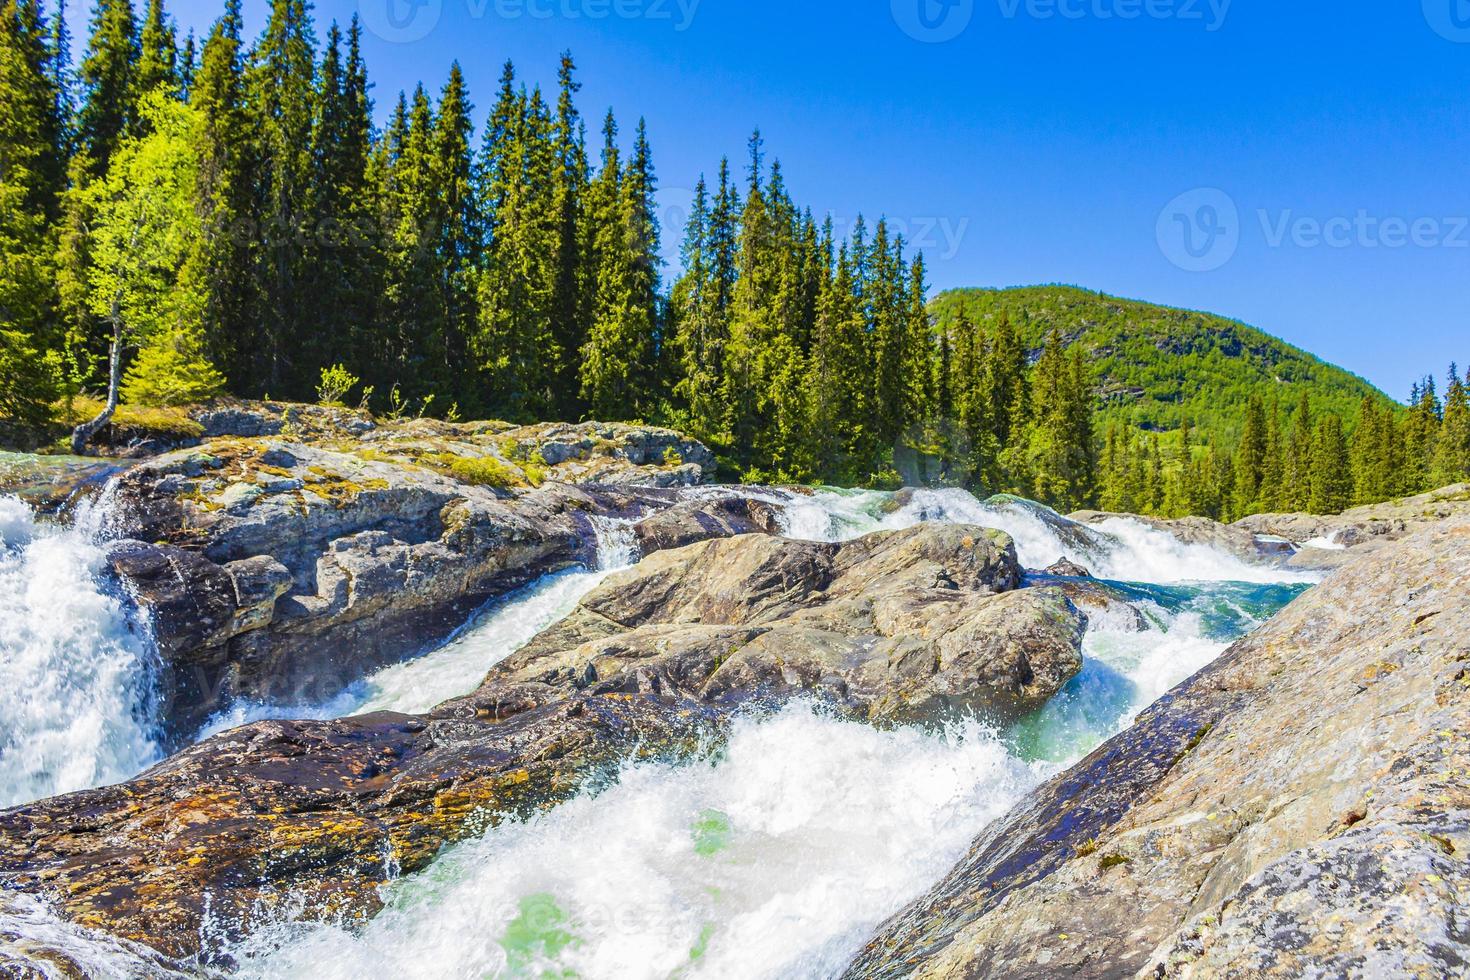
[246, 0, 316, 394]
[134, 0, 176, 102]
[302, 18, 376, 389]
[805, 244, 867, 480]
[548, 52, 588, 418]
[580, 116, 659, 420]
[1434, 365, 1470, 486]
[1232, 394, 1268, 516]
[383, 85, 449, 402]
[190, 0, 255, 390]
[432, 62, 480, 410]
[1282, 390, 1313, 512]
[1309, 414, 1353, 514]
[1402, 376, 1441, 494]
[0, 0, 66, 426]
[77, 0, 137, 174]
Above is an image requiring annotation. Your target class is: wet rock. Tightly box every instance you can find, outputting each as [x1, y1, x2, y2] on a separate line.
[1042, 557, 1092, 578]
[445, 524, 1083, 727]
[632, 493, 784, 553]
[0, 524, 1085, 964]
[843, 518, 1470, 979]
[96, 425, 747, 734]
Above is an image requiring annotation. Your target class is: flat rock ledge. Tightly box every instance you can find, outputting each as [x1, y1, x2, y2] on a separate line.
[0, 523, 1085, 969]
[844, 517, 1470, 980]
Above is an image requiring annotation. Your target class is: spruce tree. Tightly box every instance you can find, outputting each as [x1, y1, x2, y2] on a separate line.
[1309, 414, 1353, 514]
[548, 52, 588, 418]
[0, 0, 65, 426]
[432, 62, 480, 410]
[580, 116, 659, 420]
[1402, 377, 1441, 494]
[77, 0, 137, 174]
[246, 0, 316, 394]
[190, 0, 255, 391]
[1433, 366, 1470, 486]
[134, 0, 176, 102]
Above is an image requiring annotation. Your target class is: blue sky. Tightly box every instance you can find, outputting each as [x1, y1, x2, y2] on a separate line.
[70, 1, 1470, 400]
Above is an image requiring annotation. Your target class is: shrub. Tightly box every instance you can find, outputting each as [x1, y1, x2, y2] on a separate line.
[445, 454, 518, 488]
[663, 446, 684, 467]
[316, 364, 360, 407]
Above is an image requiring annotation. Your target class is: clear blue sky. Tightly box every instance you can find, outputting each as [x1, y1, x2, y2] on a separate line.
[71, 1, 1470, 400]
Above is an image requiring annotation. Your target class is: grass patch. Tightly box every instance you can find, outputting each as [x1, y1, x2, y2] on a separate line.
[57, 397, 204, 439]
[1099, 854, 1132, 871]
[440, 454, 520, 489]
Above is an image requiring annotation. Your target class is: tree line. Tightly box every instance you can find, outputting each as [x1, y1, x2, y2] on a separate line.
[1097, 368, 1470, 522]
[0, 0, 1464, 515]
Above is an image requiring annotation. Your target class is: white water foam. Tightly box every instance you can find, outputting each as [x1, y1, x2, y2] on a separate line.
[232, 706, 1041, 980]
[0, 495, 161, 809]
[780, 487, 1315, 586]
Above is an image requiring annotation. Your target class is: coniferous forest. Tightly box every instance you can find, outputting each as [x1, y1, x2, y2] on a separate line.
[1, 0, 1467, 518]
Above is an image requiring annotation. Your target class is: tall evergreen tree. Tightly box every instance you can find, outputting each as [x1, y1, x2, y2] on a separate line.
[134, 0, 176, 101]
[245, 0, 316, 393]
[1309, 414, 1353, 514]
[432, 61, 480, 410]
[76, 0, 137, 173]
[1434, 365, 1470, 486]
[547, 52, 588, 418]
[0, 0, 65, 425]
[580, 115, 659, 420]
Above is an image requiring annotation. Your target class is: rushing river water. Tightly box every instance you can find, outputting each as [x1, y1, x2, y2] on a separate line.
[0, 485, 1317, 978]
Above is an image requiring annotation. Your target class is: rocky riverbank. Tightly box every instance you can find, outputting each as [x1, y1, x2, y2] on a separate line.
[844, 516, 1470, 979]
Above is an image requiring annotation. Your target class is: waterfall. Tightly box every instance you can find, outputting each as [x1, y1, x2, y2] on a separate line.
[3, 486, 1317, 977]
[589, 515, 641, 571]
[0, 495, 161, 810]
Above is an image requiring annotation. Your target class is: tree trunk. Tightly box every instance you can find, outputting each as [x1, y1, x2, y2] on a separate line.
[70, 306, 124, 455]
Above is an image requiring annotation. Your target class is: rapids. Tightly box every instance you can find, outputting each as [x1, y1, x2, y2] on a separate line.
[0, 485, 1316, 977]
[0, 495, 160, 809]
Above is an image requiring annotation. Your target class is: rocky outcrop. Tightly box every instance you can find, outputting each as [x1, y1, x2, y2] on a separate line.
[443, 524, 1087, 727]
[0, 523, 1085, 965]
[844, 518, 1470, 979]
[92, 425, 743, 736]
[1235, 482, 1470, 571]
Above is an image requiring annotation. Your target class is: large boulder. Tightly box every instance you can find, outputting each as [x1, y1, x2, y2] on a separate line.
[0, 524, 1086, 965]
[96, 429, 750, 736]
[844, 518, 1470, 979]
[444, 524, 1085, 727]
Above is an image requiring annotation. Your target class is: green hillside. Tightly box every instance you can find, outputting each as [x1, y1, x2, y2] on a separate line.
[931, 285, 1396, 446]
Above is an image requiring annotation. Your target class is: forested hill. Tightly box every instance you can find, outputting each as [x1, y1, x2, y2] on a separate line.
[930, 286, 1394, 445]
